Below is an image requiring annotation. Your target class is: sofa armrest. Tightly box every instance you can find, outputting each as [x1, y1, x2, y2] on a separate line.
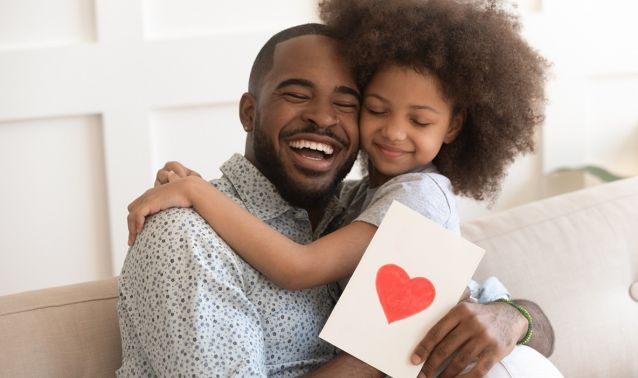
[0, 277, 121, 377]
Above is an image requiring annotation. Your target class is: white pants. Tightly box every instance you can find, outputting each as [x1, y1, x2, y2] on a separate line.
[490, 345, 563, 378]
[437, 345, 564, 378]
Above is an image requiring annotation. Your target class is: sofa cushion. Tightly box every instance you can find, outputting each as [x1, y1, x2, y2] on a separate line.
[0, 277, 121, 377]
[462, 177, 638, 377]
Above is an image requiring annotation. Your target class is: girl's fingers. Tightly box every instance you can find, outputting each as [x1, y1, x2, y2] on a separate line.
[166, 171, 180, 183]
[163, 161, 188, 177]
[127, 211, 137, 246]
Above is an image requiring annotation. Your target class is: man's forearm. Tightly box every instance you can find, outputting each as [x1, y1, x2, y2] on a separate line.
[303, 353, 383, 378]
[513, 299, 555, 357]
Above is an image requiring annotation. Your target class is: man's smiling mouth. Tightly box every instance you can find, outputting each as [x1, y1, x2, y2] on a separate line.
[288, 139, 335, 160]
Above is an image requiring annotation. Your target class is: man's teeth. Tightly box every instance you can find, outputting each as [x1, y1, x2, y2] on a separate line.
[288, 140, 334, 155]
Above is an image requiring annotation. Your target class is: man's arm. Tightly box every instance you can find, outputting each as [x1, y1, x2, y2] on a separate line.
[413, 299, 555, 378]
[303, 353, 383, 378]
[118, 208, 267, 377]
[513, 299, 554, 356]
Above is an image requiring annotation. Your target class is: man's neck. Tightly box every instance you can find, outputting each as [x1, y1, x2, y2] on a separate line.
[307, 207, 324, 231]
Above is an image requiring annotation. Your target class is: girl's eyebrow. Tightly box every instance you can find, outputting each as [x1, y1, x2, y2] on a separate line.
[364, 93, 441, 114]
[411, 104, 441, 114]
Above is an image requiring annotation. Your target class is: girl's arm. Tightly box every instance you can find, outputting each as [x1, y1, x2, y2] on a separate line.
[128, 175, 377, 290]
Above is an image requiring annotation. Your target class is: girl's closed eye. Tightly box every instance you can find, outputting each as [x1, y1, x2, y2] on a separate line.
[412, 119, 432, 127]
[364, 105, 387, 116]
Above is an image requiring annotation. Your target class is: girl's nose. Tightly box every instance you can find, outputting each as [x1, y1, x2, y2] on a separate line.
[381, 118, 407, 141]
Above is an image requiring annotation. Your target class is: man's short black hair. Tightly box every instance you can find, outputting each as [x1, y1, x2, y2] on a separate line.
[248, 23, 334, 95]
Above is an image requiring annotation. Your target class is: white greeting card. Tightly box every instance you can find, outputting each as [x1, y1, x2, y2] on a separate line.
[320, 201, 484, 378]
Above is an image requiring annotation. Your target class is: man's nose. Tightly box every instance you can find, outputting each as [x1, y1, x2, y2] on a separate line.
[301, 99, 339, 128]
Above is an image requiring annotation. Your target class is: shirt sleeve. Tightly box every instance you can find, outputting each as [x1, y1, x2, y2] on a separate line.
[355, 172, 458, 232]
[468, 277, 512, 303]
[117, 208, 267, 377]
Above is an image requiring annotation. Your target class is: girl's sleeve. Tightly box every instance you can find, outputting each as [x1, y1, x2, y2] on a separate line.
[355, 172, 459, 233]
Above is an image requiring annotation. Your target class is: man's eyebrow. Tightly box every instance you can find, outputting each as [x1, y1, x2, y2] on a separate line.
[275, 78, 313, 90]
[335, 86, 361, 101]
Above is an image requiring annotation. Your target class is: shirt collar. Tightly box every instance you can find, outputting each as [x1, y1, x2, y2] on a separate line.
[219, 154, 345, 232]
[220, 154, 291, 221]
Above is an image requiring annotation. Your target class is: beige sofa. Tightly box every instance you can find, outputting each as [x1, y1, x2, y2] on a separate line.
[2, 177, 637, 377]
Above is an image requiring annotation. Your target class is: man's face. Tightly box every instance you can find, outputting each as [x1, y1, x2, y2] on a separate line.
[245, 35, 360, 208]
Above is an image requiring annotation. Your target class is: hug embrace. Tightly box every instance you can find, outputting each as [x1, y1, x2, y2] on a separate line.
[119, 0, 563, 377]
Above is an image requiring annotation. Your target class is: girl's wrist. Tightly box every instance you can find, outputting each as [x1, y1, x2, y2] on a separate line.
[186, 177, 208, 210]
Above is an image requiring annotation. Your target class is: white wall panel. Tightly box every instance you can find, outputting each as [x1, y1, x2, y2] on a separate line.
[580, 1, 638, 75]
[143, 0, 318, 39]
[0, 0, 95, 50]
[0, 115, 111, 295]
[586, 75, 638, 175]
[150, 103, 245, 179]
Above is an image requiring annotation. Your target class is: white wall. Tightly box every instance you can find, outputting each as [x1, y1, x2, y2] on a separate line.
[0, 0, 320, 296]
[1, 0, 637, 295]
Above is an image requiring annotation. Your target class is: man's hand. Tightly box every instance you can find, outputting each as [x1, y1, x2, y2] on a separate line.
[412, 301, 527, 378]
[127, 175, 205, 246]
[154, 161, 201, 187]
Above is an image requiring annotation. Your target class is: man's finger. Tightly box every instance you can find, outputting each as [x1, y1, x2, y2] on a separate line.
[458, 350, 497, 378]
[420, 320, 471, 377]
[412, 306, 462, 365]
[438, 339, 482, 378]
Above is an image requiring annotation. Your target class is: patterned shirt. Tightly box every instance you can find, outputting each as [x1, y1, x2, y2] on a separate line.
[117, 154, 344, 377]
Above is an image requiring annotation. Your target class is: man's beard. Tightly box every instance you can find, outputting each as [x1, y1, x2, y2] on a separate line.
[252, 119, 357, 209]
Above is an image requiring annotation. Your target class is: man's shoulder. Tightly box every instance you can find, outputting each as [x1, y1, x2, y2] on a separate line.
[144, 207, 210, 234]
[125, 207, 228, 266]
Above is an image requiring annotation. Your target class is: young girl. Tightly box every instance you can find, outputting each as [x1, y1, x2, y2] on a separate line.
[128, 0, 547, 292]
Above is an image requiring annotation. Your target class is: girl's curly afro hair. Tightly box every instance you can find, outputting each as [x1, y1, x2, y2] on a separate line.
[319, 0, 549, 201]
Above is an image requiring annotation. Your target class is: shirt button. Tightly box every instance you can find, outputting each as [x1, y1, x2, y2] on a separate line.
[630, 281, 638, 302]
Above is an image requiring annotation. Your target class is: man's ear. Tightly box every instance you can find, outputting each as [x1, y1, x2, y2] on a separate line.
[239, 92, 256, 132]
[443, 112, 464, 144]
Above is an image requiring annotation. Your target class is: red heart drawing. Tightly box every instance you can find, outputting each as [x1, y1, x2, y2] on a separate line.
[376, 264, 436, 324]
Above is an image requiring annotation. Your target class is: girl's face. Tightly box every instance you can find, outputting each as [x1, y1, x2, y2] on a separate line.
[360, 65, 463, 186]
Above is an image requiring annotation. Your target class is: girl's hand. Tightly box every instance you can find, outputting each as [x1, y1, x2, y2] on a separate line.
[127, 175, 204, 246]
[154, 161, 201, 187]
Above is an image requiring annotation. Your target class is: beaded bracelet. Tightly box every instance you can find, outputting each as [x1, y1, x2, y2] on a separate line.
[496, 298, 533, 345]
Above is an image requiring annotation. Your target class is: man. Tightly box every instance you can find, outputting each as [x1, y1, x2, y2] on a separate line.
[118, 24, 556, 377]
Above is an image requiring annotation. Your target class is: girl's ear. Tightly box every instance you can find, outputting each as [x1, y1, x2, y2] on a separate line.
[239, 92, 256, 132]
[443, 112, 464, 144]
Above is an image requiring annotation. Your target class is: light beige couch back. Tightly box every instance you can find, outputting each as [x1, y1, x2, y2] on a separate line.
[464, 177, 638, 377]
[1, 177, 637, 377]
